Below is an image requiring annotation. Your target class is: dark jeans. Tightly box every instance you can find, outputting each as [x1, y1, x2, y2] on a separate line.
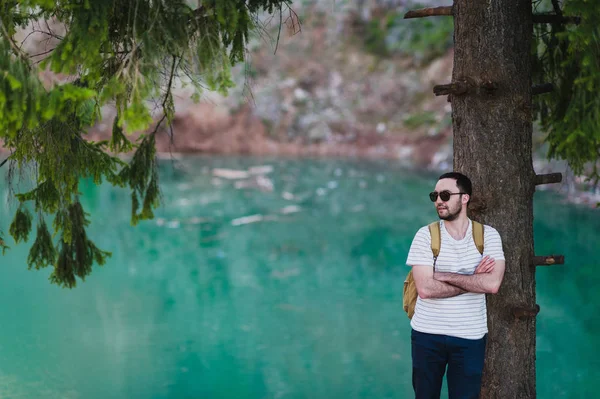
[411, 329, 487, 399]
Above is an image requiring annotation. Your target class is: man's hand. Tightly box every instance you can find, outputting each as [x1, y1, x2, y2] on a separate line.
[475, 256, 495, 274]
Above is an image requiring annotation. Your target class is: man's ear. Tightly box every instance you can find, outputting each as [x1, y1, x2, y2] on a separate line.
[462, 194, 470, 205]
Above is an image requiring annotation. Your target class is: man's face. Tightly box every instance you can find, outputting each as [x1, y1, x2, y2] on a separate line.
[433, 178, 467, 221]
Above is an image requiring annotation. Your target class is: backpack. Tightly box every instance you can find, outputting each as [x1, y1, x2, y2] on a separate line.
[402, 220, 484, 319]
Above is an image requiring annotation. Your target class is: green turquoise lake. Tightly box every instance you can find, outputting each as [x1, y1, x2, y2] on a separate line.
[0, 156, 598, 398]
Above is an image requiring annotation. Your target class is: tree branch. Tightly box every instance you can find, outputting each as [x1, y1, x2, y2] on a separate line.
[151, 55, 179, 136]
[284, 7, 301, 36]
[274, 4, 283, 55]
[28, 47, 56, 58]
[20, 29, 64, 48]
[0, 21, 32, 69]
[532, 83, 554, 95]
[533, 13, 581, 25]
[163, 56, 177, 109]
[551, 0, 563, 16]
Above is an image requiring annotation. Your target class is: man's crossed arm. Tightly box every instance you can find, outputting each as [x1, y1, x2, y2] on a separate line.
[412, 256, 505, 299]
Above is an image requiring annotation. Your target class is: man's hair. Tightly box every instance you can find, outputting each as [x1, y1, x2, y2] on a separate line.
[438, 172, 472, 203]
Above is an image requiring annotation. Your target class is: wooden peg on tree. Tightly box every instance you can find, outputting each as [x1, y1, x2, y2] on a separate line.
[404, 6, 453, 19]
[532, 14, 581, 25]
[480, 80, 499, 94]
[513, 304, 540, 319]
[533, 255, 565, 266]
[534, 173, 562, 185]
[532, 83, 554, 95]
[433, 80, 470, 96]
[433, 79, 499, 97]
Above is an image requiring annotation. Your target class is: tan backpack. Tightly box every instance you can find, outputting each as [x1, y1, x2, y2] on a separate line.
[402, 220, 484, 319]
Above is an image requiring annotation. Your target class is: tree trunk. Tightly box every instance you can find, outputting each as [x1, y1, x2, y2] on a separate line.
[451, 0, 537, 398]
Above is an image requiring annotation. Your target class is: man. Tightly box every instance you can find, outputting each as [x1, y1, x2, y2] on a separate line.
[406, 172, 505, 399]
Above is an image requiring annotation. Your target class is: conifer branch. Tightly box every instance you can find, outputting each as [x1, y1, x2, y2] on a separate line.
[0, 21, 32, 69]
[152, 114, 168, 137]
[19, 29, 64, 48]
[285, 7, 302, 36]
[44, 20, 61, 40]
[191, 5, 207, 21]
[164, 56, 178, 108]
[28, 47, 57, 59]
[275, 4, 283, 55]
[551, 0, 563, 16]
[151, 55, 179, 136]
[1, 0, 299, 286]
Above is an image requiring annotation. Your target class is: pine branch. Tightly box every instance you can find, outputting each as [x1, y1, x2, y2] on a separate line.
[285, 7, 302, 36]
[151, 55, 179, 136]
[551, 0, 563, 16]
[163, 56, 177, 110]
[0, 21, 32, 69]
[191, 5, 207, 22]
[274, 4, 283, 55]
[20, 29, 64, 48]
[28, 47, 57, 58]
[152, 113, 168, 136]
[2, 0, 298, 286]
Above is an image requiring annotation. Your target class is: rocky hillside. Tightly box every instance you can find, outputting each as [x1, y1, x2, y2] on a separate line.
[86, 0, 457, 170]
[1, 0, 461, 169]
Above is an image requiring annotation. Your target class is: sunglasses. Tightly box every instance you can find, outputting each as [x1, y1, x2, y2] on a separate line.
[429, 190, 466, 202]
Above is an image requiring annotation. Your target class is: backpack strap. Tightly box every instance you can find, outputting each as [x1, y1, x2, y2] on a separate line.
[429, 220, 484, 263]
[472, 220, 484, 255]
[428, 222, 441, 267]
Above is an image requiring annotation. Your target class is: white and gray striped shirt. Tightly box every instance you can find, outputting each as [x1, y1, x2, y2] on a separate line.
[406, 220, 505, 340]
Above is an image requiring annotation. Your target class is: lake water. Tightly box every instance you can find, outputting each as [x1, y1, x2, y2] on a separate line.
[0, 156, 598, 398]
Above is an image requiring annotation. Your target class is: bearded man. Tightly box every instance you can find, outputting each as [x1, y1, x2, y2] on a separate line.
[406, 172, 506, 399]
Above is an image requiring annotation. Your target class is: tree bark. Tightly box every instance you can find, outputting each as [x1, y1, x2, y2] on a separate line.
[451, 0, 536, 398]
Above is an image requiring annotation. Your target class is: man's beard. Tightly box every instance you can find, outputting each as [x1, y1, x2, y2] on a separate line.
[437, 204, 461, 221]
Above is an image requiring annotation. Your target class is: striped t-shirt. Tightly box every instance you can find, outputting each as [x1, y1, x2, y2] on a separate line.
[406, 219, 505, 340]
